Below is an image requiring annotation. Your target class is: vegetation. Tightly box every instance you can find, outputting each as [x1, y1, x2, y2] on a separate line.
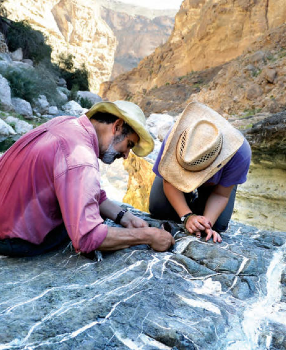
[251, 68, 261, 77]
[0, 65, 64, 106]
[78, 97, 93, 109]
[243, 108, 262, 117]
[57, 53, 89, 91]
[0, 13, 90, 106]
[4, 20, 52, 64]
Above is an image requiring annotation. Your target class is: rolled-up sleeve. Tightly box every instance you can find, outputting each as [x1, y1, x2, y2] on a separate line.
[55, 165, 108, 253]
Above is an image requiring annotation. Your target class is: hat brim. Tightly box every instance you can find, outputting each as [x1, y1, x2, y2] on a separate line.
[158, 102, 244, 192]
[86, 101, 154, 157]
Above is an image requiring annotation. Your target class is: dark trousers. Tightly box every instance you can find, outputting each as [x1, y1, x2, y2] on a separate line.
[149, 176, 237, 233]
[0, 224, 70, 257]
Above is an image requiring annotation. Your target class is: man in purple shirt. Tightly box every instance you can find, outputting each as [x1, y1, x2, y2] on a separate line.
[0, 100, 174, 257]
[149, 102, 251, 243]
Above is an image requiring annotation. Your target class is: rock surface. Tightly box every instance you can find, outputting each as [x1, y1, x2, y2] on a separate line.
[0, 209, 285, 349]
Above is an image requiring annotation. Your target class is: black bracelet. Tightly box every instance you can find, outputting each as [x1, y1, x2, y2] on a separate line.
[115, 209, 128, 224]
[183, 213, 196, 228]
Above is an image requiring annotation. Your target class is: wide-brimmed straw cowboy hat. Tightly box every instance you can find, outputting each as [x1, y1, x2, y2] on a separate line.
[158, 102, 244, 192]
[86, 100, 154, 157]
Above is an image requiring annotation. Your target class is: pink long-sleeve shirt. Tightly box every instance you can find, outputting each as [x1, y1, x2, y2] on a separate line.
[0, 115, 108, 253]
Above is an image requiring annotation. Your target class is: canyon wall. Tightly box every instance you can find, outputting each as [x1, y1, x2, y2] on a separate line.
[101, 7, 174, 79]
[100, 0, 286, 100]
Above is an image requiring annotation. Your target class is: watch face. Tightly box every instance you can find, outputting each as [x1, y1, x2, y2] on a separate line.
[180, 216, 186, 222]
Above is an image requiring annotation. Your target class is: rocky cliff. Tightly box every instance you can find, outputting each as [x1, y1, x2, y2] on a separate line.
[2, 0, 117, 92]
[100, 0, 286, 107]
[101, 7, 174, 79]
[2, 0, 176, 92]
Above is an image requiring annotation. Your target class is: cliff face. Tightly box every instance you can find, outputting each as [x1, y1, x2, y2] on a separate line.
[2, 0, 175, 92]
[100, 0, 286, 99]
[3, 0, 117, 92]
[101, 7, 174, 79]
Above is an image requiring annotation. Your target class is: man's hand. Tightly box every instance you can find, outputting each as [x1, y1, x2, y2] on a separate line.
[98, 226, 175, 252]
[147, 227, 175, 252]
[120, 211, 148, 228]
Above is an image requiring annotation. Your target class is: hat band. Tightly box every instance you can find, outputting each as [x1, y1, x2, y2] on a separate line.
[177, 133, 223, 172]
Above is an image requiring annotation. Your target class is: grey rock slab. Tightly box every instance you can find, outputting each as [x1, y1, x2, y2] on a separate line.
[0, 210, 286, 350]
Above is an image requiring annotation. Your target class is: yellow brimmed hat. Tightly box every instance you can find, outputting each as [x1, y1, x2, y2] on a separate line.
[158, 102, 244, 192]
[86, 100, 154, 157]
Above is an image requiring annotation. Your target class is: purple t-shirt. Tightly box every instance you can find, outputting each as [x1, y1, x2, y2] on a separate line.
[153, 127, 251, 188]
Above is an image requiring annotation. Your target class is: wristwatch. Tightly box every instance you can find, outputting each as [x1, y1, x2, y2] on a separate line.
[180, 212, 196, 227]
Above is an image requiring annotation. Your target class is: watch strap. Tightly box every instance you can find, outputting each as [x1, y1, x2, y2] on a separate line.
[115, 208, 128, 224]
[182, 213, 196, 228]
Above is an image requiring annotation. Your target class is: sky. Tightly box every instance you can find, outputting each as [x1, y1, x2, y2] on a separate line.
[117, 0, 183, 10]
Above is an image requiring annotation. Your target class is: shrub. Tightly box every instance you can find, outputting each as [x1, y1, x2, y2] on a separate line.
[5, 20, 52, 64]
[69, 84, 79, 101]
[0, 65, 65, 107]
[0, 67, 38, 102]
[78, 97, 93, 109]
[57, 53, 89, 91]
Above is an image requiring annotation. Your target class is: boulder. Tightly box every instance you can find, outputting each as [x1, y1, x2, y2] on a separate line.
[56, 88, 69, 103]
[0, 118, 16, 142]
[48, 106, 59, 115]
[263, 67, 277, 84]
[77, 91, 102, 106]
[22, 59, 34, 66]
[5, 116, 33, 135]
[10, 48, 23, 61]
[11, 98, 33, 119]
[57, 78, 67, 88]
[146, 113, 174, 140]
[62, 100, 86, 117]
[0, 209, 285, 350]
[0, 74, 13, 111]
[245, 110, 286, 163]
[33, 95, 50, 115]
[245, 84, 264, 100]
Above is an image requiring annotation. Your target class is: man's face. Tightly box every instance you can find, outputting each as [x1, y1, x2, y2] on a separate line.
[101, 132, 139, 164]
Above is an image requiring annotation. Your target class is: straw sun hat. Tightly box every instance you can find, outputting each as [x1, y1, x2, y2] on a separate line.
[86, 100, 154, 157]
[158, 102, 244, 192]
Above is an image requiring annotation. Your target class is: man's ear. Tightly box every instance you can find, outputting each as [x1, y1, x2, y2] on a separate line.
[112, 119, 124, 135]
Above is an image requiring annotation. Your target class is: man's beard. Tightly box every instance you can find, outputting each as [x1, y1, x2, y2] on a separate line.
[101, 135, 125, 164]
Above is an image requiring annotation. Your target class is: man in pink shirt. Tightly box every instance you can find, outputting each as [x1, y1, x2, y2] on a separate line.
[0, 100, 174, 257]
